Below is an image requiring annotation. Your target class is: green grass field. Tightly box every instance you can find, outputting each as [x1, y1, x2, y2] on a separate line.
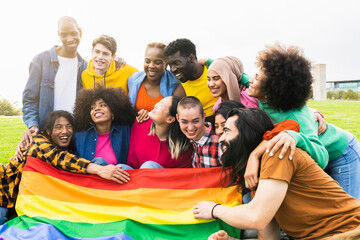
[0, 100, 359, 164]
[307, 100, 360, 139]
[0, 117, 27, 164]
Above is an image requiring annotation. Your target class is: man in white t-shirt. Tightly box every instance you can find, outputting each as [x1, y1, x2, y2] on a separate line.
[22, 16, 87, 144]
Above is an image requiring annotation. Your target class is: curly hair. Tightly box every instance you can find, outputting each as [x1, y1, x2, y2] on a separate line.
[73, 87, 136, 131]
[164, 38, 197, 59]
[256, 43, 313, 111]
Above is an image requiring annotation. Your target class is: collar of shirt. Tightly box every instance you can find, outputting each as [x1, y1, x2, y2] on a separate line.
[190, 122, 213, 147]
[86, 124, 121, 134]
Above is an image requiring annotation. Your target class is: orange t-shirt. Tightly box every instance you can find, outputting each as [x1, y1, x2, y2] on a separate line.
[134, 82, 163, 112]
[259, 149, 360, 240]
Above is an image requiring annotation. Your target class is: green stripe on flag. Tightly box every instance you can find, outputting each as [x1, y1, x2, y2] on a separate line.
[7, 216, 241, 239]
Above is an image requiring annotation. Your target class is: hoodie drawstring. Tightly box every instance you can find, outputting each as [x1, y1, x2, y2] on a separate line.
[93, 71, 107, 88]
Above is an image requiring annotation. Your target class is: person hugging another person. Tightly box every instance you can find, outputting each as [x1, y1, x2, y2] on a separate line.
[128, 42, 186, 123]
[194, 108, 360, 240]
[246, 43, 360, 200]
[73, 86, 135, 167]
[22, 16, 87, 140]
[207, 56, 258, 112]
[125, 96, 193, 169]
[1, 110, 129, 224]
[81, 35, 138, 93]
[164, 38, 218, 125]
[176, 96, 222, 168]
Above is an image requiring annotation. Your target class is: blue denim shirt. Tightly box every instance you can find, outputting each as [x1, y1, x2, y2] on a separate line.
[73, 124, 131, 164]
[22, 46, 87, 130]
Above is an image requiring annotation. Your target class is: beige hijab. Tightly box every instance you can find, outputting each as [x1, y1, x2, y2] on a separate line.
[208, 56, 244, 101]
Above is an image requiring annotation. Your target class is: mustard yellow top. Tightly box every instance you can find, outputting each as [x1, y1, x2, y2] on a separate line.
[181, 66, 218, 117]
[81, 59, 138, 94]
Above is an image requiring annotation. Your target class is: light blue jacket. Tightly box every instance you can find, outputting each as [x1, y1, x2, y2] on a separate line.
[127, 69, 180, 107]
[22, 46, 87, 130]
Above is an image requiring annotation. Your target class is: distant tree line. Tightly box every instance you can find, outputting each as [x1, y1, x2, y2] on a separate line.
[0, 98, 21, 116]
[327, 89, 360, 100]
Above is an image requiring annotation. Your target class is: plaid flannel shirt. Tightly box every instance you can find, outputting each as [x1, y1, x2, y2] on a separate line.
[0, 133, 91, 208]
[191, 123, 223, 168]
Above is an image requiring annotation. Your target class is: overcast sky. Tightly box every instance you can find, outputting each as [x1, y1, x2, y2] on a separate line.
[1, 0, 359, 107]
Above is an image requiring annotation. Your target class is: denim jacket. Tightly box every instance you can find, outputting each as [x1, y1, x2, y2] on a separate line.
[22, 46, 87, 130]
[73, 124, 131, 164]
[128, 70, 180, 107]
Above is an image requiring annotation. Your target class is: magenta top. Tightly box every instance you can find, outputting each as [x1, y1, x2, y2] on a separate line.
[94, 132, 118, 165]
[213, 88, 259, 112]
[127, 119, 193, 169]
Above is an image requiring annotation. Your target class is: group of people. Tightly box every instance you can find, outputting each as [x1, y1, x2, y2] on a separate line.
[0, 15, 360, 239]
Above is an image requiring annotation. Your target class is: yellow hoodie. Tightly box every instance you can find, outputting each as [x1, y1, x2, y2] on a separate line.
[81, 59, 138, 94]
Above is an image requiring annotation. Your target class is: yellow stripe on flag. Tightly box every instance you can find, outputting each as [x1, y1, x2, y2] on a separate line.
[20, 171, 241, 211]
[16, 194, 240, 225]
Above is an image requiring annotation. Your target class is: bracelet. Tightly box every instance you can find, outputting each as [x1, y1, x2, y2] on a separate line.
[211, 203, 221, 219]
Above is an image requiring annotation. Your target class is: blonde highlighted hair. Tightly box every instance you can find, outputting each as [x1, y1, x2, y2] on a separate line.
[148, 96, 189, 159]
[146, 42, 166, 52]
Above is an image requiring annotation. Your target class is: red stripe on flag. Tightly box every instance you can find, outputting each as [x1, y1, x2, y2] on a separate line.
[24, 156, 231, 191]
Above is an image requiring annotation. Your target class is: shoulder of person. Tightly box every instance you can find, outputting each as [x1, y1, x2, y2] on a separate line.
[128, 71, 146, 82]
[261, 147, 309, 168]
[123, 64, 139, 73]
[31, 47, 53, 64]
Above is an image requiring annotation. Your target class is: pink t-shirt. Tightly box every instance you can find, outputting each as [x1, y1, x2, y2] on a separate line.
[213, 88, 259, 112]
[127, 119, 193, 169]
[94, 132, 118, 165]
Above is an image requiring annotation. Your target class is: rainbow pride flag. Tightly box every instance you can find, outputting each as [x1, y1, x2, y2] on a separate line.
[0, 156, 241, 239]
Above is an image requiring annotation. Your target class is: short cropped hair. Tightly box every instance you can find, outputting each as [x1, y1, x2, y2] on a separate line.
[92, 35, 117, 56]
[164, 38, 197, 59]
[58, 16, 79, 30]
[257, 43, 313, 111]
[177, 96, 203, 115]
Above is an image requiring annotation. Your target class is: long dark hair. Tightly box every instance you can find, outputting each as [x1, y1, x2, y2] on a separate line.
[167, 96, 190, 159]
[215, 100, 245, 119]
[73, 86, 136, 131]
[221, 108, 274, 193]
[42, 110, 74, 147]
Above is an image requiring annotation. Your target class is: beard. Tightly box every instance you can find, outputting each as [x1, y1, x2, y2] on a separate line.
[221, 136, 244, 169]
[220, 136, 251, 192]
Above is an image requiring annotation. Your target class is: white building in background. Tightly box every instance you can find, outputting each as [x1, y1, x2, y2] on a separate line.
[312, 64, 360, 100]
[326, 79, 360, 92]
